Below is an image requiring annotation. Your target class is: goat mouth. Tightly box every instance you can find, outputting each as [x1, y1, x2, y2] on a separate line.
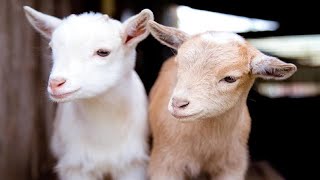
[50, 89, 80, 100]
[171, 111, 201, 120]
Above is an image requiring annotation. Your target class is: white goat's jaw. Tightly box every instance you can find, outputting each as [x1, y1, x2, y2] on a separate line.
[50, 89, 80, 100]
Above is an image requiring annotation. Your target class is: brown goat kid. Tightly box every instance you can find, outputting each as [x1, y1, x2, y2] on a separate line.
[147, 21, 297, 180]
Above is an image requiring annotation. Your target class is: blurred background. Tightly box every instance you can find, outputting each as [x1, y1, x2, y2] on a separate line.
[0, 0, 319, 179]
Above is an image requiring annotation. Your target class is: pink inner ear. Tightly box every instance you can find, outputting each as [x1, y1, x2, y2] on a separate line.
[125, 29, 146, 44]
[125, 35, 134, 44]
[37, 22, 53, 35]
[125, 17, 147, 44]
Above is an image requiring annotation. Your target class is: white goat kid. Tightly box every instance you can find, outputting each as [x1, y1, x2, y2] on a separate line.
[24, 6, 153, 180]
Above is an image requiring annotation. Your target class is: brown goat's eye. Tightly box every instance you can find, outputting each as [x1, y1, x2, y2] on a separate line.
[222, 76, 237, 83]
[96, 49, 110, 57]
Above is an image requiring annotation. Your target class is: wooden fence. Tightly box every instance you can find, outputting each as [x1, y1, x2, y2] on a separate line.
[0, 0, 71, 179]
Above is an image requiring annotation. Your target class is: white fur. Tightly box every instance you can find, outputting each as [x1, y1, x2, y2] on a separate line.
[24, 6, 61, 39]
[24, 6, 153, 180]
[201, 32, 245, 44]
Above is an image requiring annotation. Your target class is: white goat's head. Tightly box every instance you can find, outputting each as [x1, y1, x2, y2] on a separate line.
[148, 21, 297, 121]
[24, 6, 153, 102]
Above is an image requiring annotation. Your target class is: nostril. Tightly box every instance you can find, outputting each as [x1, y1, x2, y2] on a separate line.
[56, 80, 66, 87]
[49, 78, 66, 89]
[179, 102, 189, 108]
[172, 98, 190, 109]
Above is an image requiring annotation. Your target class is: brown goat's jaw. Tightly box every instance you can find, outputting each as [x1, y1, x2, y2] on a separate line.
[171, 111, 201, 121]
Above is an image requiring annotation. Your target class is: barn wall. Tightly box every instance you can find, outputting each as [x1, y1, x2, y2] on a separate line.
[0, 0, 71, 179]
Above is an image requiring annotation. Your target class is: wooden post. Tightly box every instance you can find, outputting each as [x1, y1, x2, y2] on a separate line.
[0, 0, 71, 179]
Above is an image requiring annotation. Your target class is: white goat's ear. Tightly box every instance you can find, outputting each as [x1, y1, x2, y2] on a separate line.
[251, 53, 297, 80]
[23, 6, 61, 39]
[122, 9, 154, 47]
[148, 20, 189, 50]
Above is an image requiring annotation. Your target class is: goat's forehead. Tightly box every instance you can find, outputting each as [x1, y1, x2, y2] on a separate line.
[179, 34, 247, 61]
[52, 14, 122, 42]
[64, 13, 121, 29]
[199, 32, 245, 44]
[180, 32, 246, 53]
[177, 33, 250, 71]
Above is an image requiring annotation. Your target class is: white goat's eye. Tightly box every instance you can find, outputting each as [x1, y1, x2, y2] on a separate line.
[221, 76, 237, 83]
[96, 49, 110, 57]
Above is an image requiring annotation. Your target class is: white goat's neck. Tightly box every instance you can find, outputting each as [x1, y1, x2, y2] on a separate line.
[74, 70, 134, 120]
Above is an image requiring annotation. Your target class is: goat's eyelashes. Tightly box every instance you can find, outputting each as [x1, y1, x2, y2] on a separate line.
[96, 49, 110, 57]
[221, 76, 237, 83]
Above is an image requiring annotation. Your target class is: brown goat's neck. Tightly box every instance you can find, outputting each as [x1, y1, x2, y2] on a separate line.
[198, 94, 250, 139]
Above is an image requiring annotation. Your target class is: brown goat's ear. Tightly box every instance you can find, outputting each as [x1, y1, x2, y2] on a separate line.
[251, 53, 297, 80]
[24, 6, 61, 39]
[122, 9, 154, 47]
[148, 20, 189, 50]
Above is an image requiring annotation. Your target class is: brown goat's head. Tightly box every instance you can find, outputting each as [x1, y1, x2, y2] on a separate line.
[148, 21, 297, 121]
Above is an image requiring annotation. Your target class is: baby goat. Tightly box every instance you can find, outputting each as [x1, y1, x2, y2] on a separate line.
[148, 21, 296, 180]
[24, 6, 153, 180]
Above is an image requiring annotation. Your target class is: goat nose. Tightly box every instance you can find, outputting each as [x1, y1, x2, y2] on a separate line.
[49, 77, 66, 90]
[172, 98, 190, 109]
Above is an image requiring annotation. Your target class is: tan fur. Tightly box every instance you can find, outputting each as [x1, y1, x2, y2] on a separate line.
[148, 22, 296, 180]
[149, 42, 251, 180]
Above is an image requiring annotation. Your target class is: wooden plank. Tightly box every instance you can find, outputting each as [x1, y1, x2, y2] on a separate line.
[0, 0, 71, 179]
[0, 0, 9, 177]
